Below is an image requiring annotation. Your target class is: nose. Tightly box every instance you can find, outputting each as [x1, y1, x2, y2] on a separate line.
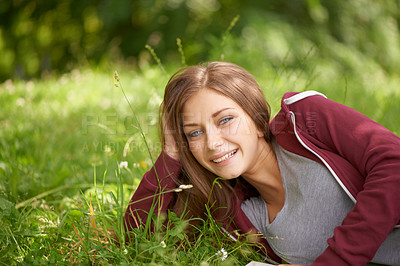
[206, 126, 223, 150]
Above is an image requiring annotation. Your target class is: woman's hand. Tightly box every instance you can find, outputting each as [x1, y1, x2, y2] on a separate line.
[162, 114, 180, 160]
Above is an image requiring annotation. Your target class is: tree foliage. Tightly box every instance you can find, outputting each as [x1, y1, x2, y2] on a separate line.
[0, 0, 399, 81]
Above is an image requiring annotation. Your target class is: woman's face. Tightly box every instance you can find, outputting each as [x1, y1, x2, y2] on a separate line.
[182, 88, 266, 179]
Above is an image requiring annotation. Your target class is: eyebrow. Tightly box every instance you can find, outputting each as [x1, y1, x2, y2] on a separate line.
[212, 107, 233, 118]
[182, 107, 234, 127]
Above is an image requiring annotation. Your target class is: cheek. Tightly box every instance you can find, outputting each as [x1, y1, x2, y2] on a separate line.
[241, 119, 260, 137]
[188, 141, 205, 159]
[229, 117, 254, 137]
[189, 146, 211, 170]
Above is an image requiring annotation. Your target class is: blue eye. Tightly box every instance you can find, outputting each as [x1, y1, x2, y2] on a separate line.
[188, 130, 202, 138]
[220, 116, 233, 125]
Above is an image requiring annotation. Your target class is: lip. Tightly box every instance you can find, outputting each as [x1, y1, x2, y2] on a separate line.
[209, 149, 238, 164]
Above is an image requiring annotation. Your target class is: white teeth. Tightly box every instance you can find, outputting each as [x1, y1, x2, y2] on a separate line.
[213, 150, 237, 163]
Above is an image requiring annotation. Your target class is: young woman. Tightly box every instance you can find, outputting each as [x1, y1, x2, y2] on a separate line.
[124, 61, 400, 265]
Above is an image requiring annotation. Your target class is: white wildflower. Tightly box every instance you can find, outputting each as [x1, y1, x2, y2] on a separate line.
[178, 184, 193, 190]
[39, 218, 48, 223]
[119, 161, 128, 169]
[160, 241, 166, 248]
[216, 248, 228, 261]
[174, 184, 193, 192]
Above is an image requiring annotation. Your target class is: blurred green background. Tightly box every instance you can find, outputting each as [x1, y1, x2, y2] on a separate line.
[1, 0, 400, 81]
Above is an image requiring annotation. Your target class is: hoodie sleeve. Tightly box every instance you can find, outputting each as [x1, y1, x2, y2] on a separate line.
[123, 151, 182, 232]
[288, 94, 400, 266]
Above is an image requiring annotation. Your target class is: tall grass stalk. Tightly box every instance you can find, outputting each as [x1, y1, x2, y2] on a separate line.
[220, 15, 240, 61]
[176, 38, 187, 67]
[114, 71, 155, 165]
[145, 44, 166, 74]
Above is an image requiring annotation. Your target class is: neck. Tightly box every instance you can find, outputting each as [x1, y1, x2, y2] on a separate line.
[242, 138, 284, 206]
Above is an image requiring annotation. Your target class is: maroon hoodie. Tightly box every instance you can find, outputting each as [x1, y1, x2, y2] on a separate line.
[124, 91, 400, 265]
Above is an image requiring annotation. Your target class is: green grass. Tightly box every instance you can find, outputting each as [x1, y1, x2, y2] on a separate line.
[1, 20, 400, 264]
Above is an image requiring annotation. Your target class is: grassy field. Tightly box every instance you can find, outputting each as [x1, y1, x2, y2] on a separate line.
[1, 23, 400, 264]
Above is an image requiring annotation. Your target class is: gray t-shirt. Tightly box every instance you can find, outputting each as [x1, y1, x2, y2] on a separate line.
[241, 139, 400, 265]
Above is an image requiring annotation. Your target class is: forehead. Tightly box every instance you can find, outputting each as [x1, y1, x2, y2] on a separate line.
[182, 89, 241, 118]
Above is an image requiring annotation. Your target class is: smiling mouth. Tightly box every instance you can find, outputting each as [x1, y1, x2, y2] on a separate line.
[212, 149, 238, 164]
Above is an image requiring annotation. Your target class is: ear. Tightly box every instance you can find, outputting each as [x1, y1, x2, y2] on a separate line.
[257, 130, 264, 138]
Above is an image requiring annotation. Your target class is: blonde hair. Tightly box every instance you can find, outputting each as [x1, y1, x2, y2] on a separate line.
[160, 61, 272, 221]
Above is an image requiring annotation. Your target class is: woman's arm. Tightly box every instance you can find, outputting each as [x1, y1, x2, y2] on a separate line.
[291, 94, 400, 265]
[124, 114, 181, 232]
[123, 151, 181, 232]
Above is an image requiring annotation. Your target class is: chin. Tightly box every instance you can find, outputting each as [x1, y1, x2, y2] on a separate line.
[205, 164, 242, 180]
[217, 172, 241, 180]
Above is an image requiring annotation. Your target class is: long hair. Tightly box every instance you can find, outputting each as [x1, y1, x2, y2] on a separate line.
[160, 61, 272, 222]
